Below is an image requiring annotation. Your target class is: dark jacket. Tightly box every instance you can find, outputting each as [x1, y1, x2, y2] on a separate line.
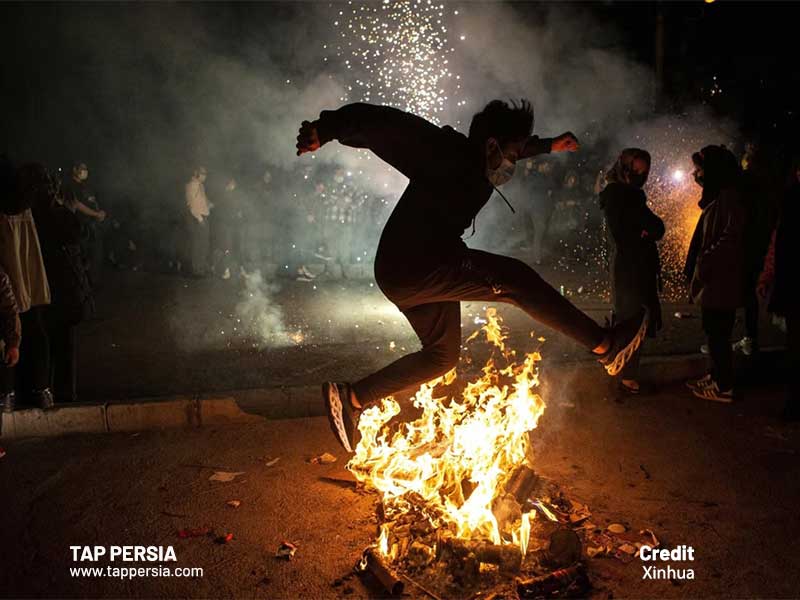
[688, 186, 747, 309]
[0, 267, 20, 349]
[769, 183, 799, 315]
[315, 103, 552, 281]
[32, 199, 94, 325]
[740, 169, 778, 275]
[600, 182, 665, 333]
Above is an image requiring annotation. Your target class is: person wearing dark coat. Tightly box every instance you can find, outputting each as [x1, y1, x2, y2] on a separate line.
[735, 144, 780, 356]
[758, 159, 800, 420]
[296, 100, 651, 453]
[600, 149, 664, 394]
[31, 167, 94, 404]
[685, 146, 746, 402]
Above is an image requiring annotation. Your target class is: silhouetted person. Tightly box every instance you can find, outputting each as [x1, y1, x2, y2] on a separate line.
[0, 163, 53, 411]
[685, 146, 745, 403]
[601, 149, 664, 395]
[736, 143, 780, 356]
[296, 100, 649, 452]
[61, 162, 106, 288]
[31, 167, 94, 405]
[758, 158, 800, 420]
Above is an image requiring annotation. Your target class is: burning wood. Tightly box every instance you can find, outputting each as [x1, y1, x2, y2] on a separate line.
[358, 548, 404, 596]
[441, 538, 523, 573]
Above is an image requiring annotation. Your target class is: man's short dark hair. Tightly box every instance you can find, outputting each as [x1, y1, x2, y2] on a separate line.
[468, 99, 534, 146]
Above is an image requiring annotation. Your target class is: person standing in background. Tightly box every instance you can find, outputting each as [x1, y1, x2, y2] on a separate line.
[685, 146, 746, 403]
[758, 157, 800, 420]
[185, 166, 211, 277]
[0, 162, 53, 412]
[31, 165, 94, 405]
[213, 177, 246, 280]
[61, 162, 107, 288]
[601, 149, 665, 395]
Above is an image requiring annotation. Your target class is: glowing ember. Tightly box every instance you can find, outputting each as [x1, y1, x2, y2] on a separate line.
[347, 308, 545, 558]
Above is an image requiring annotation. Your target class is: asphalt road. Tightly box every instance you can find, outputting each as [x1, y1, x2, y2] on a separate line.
[2, 382, 798, 599]
[73, 269, 784, 403]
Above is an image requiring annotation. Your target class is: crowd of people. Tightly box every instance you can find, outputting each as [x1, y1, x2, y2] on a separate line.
[600, 142, 798, 418]
[0, 136, 797, 419]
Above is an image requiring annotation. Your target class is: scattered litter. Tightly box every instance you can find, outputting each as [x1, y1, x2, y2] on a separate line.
[177, 527, 211, 539]
[618, 543, 637, 555]
[276, 541, 298, 560]
[264, 457, 281, 467]
[640, 529, 660, 547]
[130, 433, 141, 438]
[639, 464, 651, 480]
[607, 523, 626, 534]
[566, 500, 591, 526]
[309, 452, 337, 465]
[559, 401, 576, 409]
[674, 312, 693, 319]
[586, 546, 605, 558]
[209, 471, 245, 482]
[226, 500, 242, 509]
[0, 447, 6, 459]
[215, 533, 235, 544]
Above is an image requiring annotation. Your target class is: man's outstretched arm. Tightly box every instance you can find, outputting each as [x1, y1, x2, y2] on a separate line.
[520, 131, 580, 158]
[296, 103, 444, 179]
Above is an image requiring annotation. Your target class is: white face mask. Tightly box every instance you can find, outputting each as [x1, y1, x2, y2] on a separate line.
[486, 141, 516, 186]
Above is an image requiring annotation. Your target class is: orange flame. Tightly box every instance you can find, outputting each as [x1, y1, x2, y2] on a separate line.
[347, 308, 546, 550]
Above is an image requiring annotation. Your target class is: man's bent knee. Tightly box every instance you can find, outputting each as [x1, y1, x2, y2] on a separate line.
[428, 343, 460, 375]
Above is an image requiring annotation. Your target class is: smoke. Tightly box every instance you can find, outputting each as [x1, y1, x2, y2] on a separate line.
[236, 270, 299, 348]
[2, 2, 745, 349]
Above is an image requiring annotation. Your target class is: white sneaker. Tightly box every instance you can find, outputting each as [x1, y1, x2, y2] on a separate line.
[692, 380, 733, 403]
[732, 337, 754, 356]
[686, 373, 713, 391]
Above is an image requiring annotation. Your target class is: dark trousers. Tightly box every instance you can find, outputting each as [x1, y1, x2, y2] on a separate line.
[787, 310, 799, 407]
[743, 269, 760, 342]
[0, 306, 50, 397]
[47, 309, 78, 403]
[353, 248, 606, 406]
[701, 307, 736, 391]
[187, 216, 210, 276]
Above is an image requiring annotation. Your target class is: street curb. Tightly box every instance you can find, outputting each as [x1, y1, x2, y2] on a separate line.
[233, 352, 714, 419]
[0, 350, 764, 439]
[0, 396, 261, 440]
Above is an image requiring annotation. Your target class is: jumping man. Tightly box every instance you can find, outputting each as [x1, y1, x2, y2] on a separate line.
[295, 100, 648, 452]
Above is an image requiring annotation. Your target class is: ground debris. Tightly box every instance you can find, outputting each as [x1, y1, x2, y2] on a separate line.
[215, 532, 234, 544]
[209, 470, 245, 482]
[177, 526, 212, 539]
[0, 447, 6, 459]
[226, 499, 242, 508]
[276, 541, 298, 560]
[309, 452, 337, 465]
[263, 456, 281, 467]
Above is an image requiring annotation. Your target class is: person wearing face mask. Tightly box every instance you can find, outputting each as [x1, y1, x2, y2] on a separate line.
[685, 145, 746, 403]
[295, 100, 650, 453]
[61, 162, 107, 288]
[600, 149, 665, 395]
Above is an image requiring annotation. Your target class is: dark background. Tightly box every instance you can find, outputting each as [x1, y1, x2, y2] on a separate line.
[2, 1, 798, 193]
